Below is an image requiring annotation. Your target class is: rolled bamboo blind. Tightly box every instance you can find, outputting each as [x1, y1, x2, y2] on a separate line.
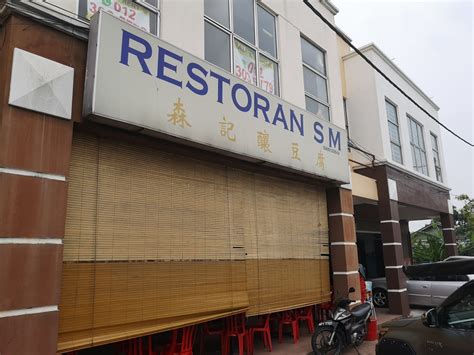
[58, 133, 330, 352]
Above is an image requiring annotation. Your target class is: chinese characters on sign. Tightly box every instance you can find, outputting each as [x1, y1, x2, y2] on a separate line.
[316, 151, 325, 170]
[291, 143, 301, 161]
[257, 130, 271, 153]
[168, 98, 191, 128]
[219, 117, 236, 142]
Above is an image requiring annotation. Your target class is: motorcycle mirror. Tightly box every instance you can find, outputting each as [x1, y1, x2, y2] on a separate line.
[348, 287, 356, 293]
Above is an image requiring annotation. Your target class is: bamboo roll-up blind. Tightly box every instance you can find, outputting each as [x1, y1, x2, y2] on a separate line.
[59, 133, 248, 352]
[227, 169, 331, 315]
[59, 132, 330, 352]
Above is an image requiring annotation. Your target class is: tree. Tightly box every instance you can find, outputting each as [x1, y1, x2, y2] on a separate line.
[454, 194, 474, 256]
[411, 222, 446, 264]
[411, 194, 474, 263]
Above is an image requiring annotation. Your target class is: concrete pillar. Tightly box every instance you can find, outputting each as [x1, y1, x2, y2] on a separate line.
[375, 170, 410, 316]
[0, 15, 84, 354]
[440, 213, 458, 257]
[327, 187, 361, 301]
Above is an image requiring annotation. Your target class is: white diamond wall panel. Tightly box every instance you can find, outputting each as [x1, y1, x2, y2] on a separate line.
[8, 48, 74, 120]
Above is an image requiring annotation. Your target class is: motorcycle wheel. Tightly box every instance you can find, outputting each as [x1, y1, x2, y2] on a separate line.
[311, 325, 344, 355]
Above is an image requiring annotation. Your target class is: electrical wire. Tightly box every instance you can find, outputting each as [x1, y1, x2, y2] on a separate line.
[303, 0, 474, 148]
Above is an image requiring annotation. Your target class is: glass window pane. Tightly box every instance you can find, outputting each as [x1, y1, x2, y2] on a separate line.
[259, 54, 278, 95]
[418, 125, 425, 149]
[301, 37, 325, 75]
[233, 0, 255, 44]
[257, 5, 276, 57]
[388, 122, 400, 145]
[204, 0, 229, 27]
[431, 133, 438, 151]
[143, 0, 158, 8]
[205, 22, 231, 71]
[385, 101, 398, 124]
[305, 96, 329, 121]
[391, 143, 402, 164]
[421, 151, 428, 175]
[233, 40, 257, 85]
[303, 67, 328, 103]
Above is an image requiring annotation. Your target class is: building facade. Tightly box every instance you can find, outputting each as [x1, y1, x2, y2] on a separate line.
[0, 1, 366, 354]
[339, 41, 457, 315]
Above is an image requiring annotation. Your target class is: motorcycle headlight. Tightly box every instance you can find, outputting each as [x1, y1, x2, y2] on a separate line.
[378, 327, 389, 339]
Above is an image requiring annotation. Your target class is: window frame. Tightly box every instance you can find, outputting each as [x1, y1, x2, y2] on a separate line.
[204, 0, 280, 96]
[76, 0, 161, 35]
[384, 98, 403, 164]
[300, 35, 331, 121]
[408, 115, 429, 176]
[430, 132, 443, 182]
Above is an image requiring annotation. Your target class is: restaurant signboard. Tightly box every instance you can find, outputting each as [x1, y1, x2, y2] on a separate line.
[84, 11, 350, 183]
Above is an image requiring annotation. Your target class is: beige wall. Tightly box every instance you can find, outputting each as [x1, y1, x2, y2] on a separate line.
[349, 158, 378, 201]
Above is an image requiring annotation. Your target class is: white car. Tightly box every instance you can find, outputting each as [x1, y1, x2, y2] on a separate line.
[371, 273, 474, 307]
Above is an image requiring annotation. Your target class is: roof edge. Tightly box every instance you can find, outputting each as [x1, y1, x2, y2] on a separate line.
[319, 0, 339, 15]
[342, 43, 440, 111]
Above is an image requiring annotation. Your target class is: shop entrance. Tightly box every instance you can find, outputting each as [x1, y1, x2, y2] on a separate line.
[356, 232, 385, 279]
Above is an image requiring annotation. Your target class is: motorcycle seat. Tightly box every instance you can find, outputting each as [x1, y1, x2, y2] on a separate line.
[351, 303, 371, 320]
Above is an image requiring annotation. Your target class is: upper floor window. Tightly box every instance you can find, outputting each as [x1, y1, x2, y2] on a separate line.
[408, 116, 428, 176]
[431, 133, 443, 182]
[301, 37, 329, 121]
[78, 0, 160, 35]
[204, 0, 279, 96]
[385, 100, 403, 164]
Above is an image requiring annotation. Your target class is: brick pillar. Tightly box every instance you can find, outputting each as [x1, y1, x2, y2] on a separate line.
[440, 213, 458, 257]
[327, 187, 361, 301]
[0, 15, 84, 354]
[376, 170, 410, 316]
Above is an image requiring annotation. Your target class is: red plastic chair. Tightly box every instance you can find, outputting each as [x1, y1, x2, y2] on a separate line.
[199, 320, 225, 355]
[248, 314, 272, 354]
[162, 326, 197, 355]
[297, 306, 315, 334]
[128, 337, 144, 355]
[317, 302, 332, 322]
[277, 311, 299, 344]
[223, 314, 249, 355]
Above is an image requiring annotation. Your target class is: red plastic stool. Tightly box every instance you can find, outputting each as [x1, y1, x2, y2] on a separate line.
[162, 325, 197, 355]
[223, 313, 249, 355]
[297, 306, 315, 334]
[277, 311, 299, 344]
[248, 313, 272, 354]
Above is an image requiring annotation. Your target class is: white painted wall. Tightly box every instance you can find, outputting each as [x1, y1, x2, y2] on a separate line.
[343, 44, 448, 188]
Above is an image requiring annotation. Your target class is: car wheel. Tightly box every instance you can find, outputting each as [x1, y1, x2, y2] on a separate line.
[373, 288, 389, 308]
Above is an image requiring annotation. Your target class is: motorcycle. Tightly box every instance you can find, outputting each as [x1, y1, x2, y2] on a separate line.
[311, 287, 373, 355]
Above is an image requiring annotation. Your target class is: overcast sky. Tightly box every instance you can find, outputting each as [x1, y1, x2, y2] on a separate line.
[334, 0, 473, 213]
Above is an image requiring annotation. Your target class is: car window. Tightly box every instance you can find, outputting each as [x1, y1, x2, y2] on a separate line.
[441, 288, 474, 330]
[409, 276, 433, 281]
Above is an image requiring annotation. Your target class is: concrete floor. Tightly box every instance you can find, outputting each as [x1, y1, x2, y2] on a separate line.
[252, 307, 427, 355]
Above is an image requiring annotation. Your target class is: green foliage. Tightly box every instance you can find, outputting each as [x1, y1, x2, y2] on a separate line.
[454, 194, 474, 256]
[411, 195, 474, 262]
[411, 222, 446, 264]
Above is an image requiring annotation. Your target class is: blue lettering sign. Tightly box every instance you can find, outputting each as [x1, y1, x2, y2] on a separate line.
[157, 46, 183, 88]
[120, 30, 152, 75]
[186, 62, 208, 96]
[313, 122, 324, 143]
